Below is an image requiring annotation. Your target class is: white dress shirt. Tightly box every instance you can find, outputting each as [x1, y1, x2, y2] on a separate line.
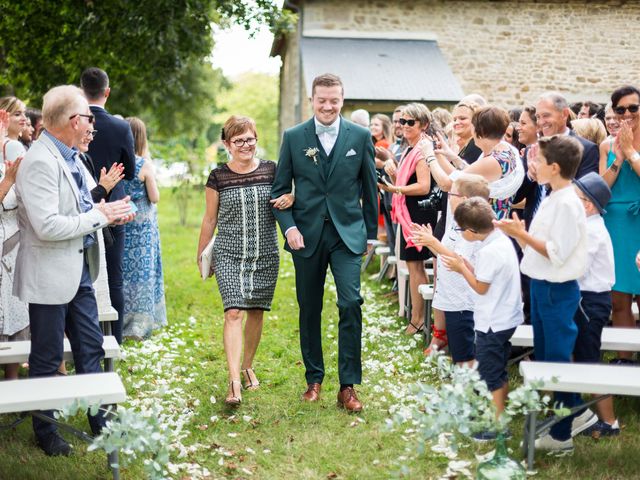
[520, 185, 587, 282]
[473, 230, 524, 333]
[314, 116, 341, 155]
[578, 214, 615, 292]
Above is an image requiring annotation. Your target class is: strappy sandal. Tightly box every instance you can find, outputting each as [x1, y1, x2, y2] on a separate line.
[225, 380, 242, 406]
[424, 326, 448, 356]
[241, 368, 260, 391]
[404, 320, 425, 335]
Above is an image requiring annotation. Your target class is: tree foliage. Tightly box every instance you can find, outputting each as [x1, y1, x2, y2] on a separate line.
[0, 0, 294, 138]
[215, 72, 279, 161]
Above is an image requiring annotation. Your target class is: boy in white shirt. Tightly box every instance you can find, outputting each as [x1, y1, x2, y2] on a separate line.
[496, 135, 587, 453]
[442, 197, 523, 441]
[410, 174, 489, 365]
[571, 172, 619, 437]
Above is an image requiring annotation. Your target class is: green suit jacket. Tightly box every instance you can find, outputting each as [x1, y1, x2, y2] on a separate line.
[271, 117, 378, 258]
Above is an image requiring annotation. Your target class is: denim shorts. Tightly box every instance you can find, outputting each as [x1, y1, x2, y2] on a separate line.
[444, 310, 475, 363]
[476, 327, 516, 392]
[573, 291, 612, 363]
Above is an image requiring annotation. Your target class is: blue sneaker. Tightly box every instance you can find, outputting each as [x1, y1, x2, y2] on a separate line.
[580, 420, 621, 438]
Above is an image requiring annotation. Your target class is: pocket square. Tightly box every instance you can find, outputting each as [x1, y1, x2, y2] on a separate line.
[346, 149, 357, 157]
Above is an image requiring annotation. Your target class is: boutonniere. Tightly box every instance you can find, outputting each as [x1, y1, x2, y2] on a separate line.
[305, 147, 319, 165]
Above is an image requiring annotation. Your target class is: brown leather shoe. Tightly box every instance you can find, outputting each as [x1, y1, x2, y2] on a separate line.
[302, 383, 321, 402]
[337, 386, 363, 413]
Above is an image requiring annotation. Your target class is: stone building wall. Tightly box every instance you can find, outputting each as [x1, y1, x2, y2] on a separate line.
[277, 0, 640, 132]
[301, 0, 640, 107]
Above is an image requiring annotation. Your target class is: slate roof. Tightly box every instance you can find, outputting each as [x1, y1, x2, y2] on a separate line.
[300, 37, 464, 102]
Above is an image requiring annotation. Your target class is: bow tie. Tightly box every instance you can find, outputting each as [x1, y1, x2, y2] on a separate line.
[316, 124, 337, 136]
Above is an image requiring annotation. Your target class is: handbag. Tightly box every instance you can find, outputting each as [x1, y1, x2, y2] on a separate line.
[199, 235, 216, 280]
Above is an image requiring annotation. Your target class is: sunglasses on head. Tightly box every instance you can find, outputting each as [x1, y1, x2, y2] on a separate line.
[613, 104, 640, 115]
[399, 118, 417, 126]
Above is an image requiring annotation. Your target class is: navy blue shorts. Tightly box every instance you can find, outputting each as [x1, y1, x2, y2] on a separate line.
[476, 327, 516, 391]
[573, 291, 612, 363]
[444, 310, 475, 363]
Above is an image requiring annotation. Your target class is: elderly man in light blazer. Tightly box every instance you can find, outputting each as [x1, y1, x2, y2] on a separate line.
[14, 85, 134, 457]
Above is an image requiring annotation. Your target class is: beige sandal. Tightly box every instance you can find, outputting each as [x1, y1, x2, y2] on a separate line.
[241, 368, 260, 391]
[225, 380, 242, 406]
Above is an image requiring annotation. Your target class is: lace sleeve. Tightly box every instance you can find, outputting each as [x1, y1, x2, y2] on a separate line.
[206, 169, 218, 191]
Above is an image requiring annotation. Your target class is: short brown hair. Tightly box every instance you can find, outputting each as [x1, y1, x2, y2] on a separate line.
[472, 106, 510, 140]
[311, 73, 344, 96]
[221, 115, 257, 142]
[538, 135, 583, 179]
[453, 173, 490, 200]
[454, 197, 495, 233]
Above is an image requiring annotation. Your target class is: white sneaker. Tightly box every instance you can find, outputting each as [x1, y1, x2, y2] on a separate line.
[571, 408, 598, 437]
[534, 433, 574, 454]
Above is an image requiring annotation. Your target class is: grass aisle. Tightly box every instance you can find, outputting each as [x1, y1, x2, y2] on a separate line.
[1, 188, 640, 479]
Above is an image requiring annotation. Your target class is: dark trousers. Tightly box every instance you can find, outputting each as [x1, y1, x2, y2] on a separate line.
[530, 278, 580, 440]
[29, 262, 106, 439]
[105, 224, 125, 344]
[292, 221, 363, 385]
[574, 291, 612, 363]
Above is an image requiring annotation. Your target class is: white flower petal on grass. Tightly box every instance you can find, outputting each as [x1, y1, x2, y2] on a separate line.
[227, 432, 238, 438]
[210, 415, 219, 423]
[245, 447, 255, 454]
[209, 395, 216, 404]
[263, 449, 271, 454]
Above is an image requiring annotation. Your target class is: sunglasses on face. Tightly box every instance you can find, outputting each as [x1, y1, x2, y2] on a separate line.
[69, 113, 95, 124]
[399, 118, 417, 127]
[613, 104, 640, 115]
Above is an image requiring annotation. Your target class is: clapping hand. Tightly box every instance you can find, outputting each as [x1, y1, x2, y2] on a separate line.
[434, 132, 457, 162]
[0, 110, 8, 136]
[616, 120, 635, 160]
[441, 252, 464, 273]
[493, 211, 526, 238]
[410, 222, 435, 247]
[99, 163, 125, 193]
[526, 143, 539, 182]
[96, 196, 136, 225]
[2, 156, 22, 184]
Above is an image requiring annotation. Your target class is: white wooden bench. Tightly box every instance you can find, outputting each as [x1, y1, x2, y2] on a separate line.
[418, 284, 434, 342]
[362, 239, 385, 272]
[375, 246, 392, 281]
[511, 325, 640, 351]
[99, 306, 119, 337]
[0, 372, 127, 479]
[519, 361, 640, 469]
[0, 336, 120, 372]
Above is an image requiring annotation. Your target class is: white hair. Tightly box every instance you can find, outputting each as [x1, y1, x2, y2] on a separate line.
[537, 91, 568, 111]
[350, 109, 370, 127]
[42, 85, 87, 130]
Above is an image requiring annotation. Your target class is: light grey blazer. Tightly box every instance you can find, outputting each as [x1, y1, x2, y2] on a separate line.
[14, 134, 109, 305]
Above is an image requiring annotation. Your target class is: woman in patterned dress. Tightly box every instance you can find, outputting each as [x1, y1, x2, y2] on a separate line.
[121, 117, 167, 339]
[197, 115, 293, 406]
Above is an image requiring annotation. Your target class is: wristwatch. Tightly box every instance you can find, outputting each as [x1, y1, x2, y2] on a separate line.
[630, 151, 640, 163]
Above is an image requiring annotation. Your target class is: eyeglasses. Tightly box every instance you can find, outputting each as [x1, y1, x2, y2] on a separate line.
[399, 118, 417, 127]
[69, 113, 95, 124]
[454, 226, 478, 233]
[231, 137, 257, 147]
[86, 130, 98, 138]
[613, 104, 640, 115]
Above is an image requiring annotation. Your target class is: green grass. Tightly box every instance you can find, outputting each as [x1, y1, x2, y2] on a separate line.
[2, 187, 640, 479]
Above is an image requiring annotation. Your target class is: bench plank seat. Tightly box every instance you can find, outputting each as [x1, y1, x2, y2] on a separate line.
[0, 336, 120, 365]
[511, 325, 640, 352]
[0, 372, 126, 414]
[99, 306, 118, 322]
[519, 361, 640, 396]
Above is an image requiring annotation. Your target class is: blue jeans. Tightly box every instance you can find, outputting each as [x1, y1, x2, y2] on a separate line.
[29, 261, 106, 439]
[530, 278, 580, 440]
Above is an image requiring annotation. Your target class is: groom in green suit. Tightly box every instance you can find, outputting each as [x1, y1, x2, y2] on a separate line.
[271, 73, 378, 412]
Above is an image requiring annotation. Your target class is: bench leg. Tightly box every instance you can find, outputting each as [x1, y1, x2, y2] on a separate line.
[361, 249, 375, 272]
[423, 299, 432, 344]
[108, 449, 120, 480]
[377, 258, 389, 282]
[524, 411, 537, 471]
[104, 357, 113, 373]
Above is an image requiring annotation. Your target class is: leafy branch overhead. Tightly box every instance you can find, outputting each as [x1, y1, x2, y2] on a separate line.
[0, 0, 295, 137]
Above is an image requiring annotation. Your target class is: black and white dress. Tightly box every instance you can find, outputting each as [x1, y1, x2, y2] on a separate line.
[206, 160, 279, 311]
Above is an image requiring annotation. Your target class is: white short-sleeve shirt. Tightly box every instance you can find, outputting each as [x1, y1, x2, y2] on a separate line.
[579, 214, 615, 293]
[520, 185, 587, 282]
[473, 230, 524, 333]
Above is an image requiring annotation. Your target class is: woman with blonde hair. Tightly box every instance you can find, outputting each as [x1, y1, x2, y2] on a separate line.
[370, 113, 392, 149]
[121, 117, 167, 340]
[571, 118, 607, 146]
[0, 99, 29, 379]
[197, 115, 293, 406]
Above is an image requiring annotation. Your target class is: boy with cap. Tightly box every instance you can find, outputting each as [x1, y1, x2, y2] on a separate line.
[571, 172, 619, 437]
